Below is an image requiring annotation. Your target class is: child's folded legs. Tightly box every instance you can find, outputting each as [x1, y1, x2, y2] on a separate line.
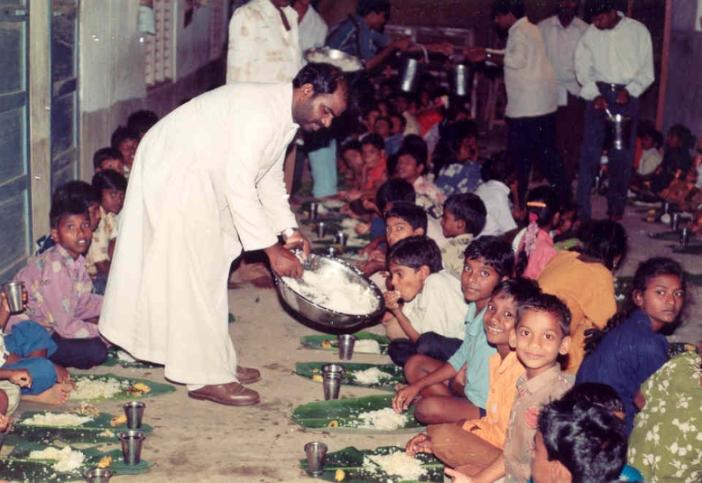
[4, 320, 58, 358]
[427, 422, 501, 473]
[49, 334, 108, 369]
[3, 358, 57, 395]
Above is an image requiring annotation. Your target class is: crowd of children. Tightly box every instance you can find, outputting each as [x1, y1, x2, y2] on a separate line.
[0, 110, 158, 432]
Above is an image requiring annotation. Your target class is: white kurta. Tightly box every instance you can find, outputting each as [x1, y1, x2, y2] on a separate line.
[99, 83, 299, 385]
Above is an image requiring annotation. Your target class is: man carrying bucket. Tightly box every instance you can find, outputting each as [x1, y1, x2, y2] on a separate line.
[574, 0, 654, 221]
[99, 64, 348, 407]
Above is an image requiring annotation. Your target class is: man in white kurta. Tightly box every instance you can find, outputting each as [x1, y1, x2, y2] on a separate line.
[99, 64, 348, 406]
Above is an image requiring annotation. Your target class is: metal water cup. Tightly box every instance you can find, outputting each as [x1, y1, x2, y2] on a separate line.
[453, 64, 470, 97]
[118, 430, 146, 465]
[680, 227, 691, 248]
[317, 221, 326, 239]
[663, 201, 671, 215]
[304, 441, 328, 476]
[327, 246, 337, 258]
[3, 281, 24, 314]
[123, 401, 145, 429]
[335, 231, 348, 250]
[308, 202, 319, 221]
[400, 57, 419, 93]
[337, 334, 356, 360]
[84, 467, 113, 483]
[671, 213, 681, 231]
[322, 364, 345, 400]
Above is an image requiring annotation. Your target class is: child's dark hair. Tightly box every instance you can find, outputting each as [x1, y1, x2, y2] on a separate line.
[574, 219, 627, 271]
[340, 139, 362, 156]
[585, 257, 686, 354]
[92, 169, 128, 194]
[399, 135, 428, 169]
[667, 123, 694, 150]
[463, 236, 515, 278]
[356, 0, 391, 18]
[110, 126, 139, 150]
[515, 185, 561, 277]
[50, 195, 90, 229]
[444, 193, 487, 235]
[481, 150, 513, 183]
[52, 180, 100, 207]
[538, 399, 627, 483]
[517, 292, 571, 337]
[93, 147, 124, 171]
[558, 383, 624, 415]
[492, 277, 542, 306]
[361, 133, 385, 151]
[384, 202, 428, 233]
[376, 179, 416, 213]
[126, 109, 159, 136]
[492, 0, 526, 19]
[387, 236, 443, 273]
[396, 144, 427, 173]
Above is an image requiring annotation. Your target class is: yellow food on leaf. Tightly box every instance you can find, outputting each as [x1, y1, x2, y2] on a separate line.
[327, 420, 339, 428]
[110, 414, 127, 427]
[312, 374, 323, 382]
[131, 382, 151, 393]
[97, 455, 112, 468]
[334, 469, 345, 481]
[321, 340, 332, 349]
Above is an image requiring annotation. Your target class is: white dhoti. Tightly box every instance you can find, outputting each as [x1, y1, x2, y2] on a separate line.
[99, 83, 299, 385]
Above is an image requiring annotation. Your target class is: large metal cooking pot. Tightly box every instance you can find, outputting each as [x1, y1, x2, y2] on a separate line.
[275, 254, 385, 330]
[304, 47, 363, 72]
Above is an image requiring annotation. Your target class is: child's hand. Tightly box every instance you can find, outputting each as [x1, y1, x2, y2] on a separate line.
[405, 432, 432, 457]
[368, 249, 386, 264]
[393, 384, 420, 412]
[384, 290, 401, 311]
[445, 468, 475, 482]
[9, 369, 32, 389]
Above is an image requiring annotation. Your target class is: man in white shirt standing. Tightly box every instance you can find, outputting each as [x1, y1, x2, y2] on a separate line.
[294, 0, 327, 57]
[574, 0, 654, 221]
[539, 0, 588, 186]
[226, 0, 301, 84]
[467, 0, 567, 210]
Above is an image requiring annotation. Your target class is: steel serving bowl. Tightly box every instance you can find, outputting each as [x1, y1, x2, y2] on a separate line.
[275, 254, 385, 329]
[304, 47, 364, 72]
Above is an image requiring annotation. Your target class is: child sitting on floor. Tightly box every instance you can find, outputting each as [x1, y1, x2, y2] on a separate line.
[111, 125, 139, 178]
[440, 193, 487, 279]
[393, 237, 515, 419]
[650, 123, 694, 193]
[538, 220, 628, 373]
[513, 186, 560, 280]
[450, 292, 574, 482]
[1, 291, 72, 408]
[93, 147, 125, 176]
[395, 141, 446, 216]
[360, 133, 388, 195]
[435, 120, 483, 196]
[475, 152, 518, 237]
[384, 236, 467, 366]
[576, 257, 685, 435]
[8, 192, 108, 369]
[339, 140, 364, 192]
[398, 278, 535, 432]
[86, 170, 127, 294]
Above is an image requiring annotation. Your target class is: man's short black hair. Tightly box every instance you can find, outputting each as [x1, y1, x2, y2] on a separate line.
[376, 179, 416, 213]
[293, 62, 348, 98]
[444, 193, 487, 235]
[361, 133, 385, 151]
[50, 192, 90, 229]
[52, 180, 100, 207]
[110, 126, 139, 150]
[586, 0, 617, 17]
[558, 383, 625, 415]
[463, 236, 515, 278]
[126, 109, 159, 137]
[385, 202, 428, 233]
[492, 0, 526, 18]
[517, 292, 571, 337]
[538, 399, 627, 482]
[357, 0, 391, 18]
[481, 151, 514, 183]
[92, 169, 128, 193]
[93, 147, 124, 171]
[387, 235, 443, 273]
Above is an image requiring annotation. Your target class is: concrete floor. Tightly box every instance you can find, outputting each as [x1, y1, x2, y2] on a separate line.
[7, 194, 702, 483]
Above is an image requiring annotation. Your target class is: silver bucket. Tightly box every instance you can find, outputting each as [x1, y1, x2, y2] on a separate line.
[399, 57, 420, 93]
[452, 64, 472, 97]
[605, 113, 632, 151]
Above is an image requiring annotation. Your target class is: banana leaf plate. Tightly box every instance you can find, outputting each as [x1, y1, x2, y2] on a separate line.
[7, 410, 153, 445]
[0, 442, 150, 482]
[102, 348, 162, 369]
[295, 362, 404, 391]
[299, 445, 443, 482]
[300, 332, 390, 355]
[292, 394, 421, 433]
[68, 373, 176, 402]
